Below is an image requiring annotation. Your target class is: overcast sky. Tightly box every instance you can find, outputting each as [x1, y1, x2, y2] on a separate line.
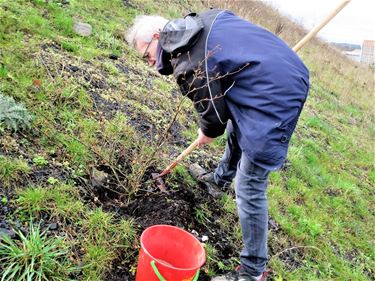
[265, 0, 375, 45]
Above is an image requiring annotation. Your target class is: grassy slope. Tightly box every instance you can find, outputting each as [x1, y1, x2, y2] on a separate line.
[0, 0, 374, 280]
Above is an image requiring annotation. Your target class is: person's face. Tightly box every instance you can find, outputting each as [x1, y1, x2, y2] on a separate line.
[136, 33, 160, 66]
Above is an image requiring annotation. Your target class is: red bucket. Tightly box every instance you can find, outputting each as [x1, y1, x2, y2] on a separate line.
[135, 225, 206, 281]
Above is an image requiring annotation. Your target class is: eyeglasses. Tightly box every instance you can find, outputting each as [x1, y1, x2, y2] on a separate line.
[142, 39, 153, 60]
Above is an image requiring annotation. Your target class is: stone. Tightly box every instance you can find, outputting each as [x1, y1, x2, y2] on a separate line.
[49, 223, 58, 230]
[109, 54, 119, 60]
[69, 65, 79, 72]
[73, 22, 92, 37]
[1, 206, 8, 214]
[0, 228, 16, 240]
[90, 167, 109, 188]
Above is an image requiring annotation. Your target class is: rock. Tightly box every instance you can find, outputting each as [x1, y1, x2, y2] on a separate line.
[0, 228, 16, 240]
[191, 229, 199, 236]
[90, 167, 109, 188]
[73, 22, 92, 37]
[68, 65, 79, 72]
[1, 206, 8, 214]
[201, 235, 209, 242]
[48, 223, 58, 230]
[109, 54, 119, 60]
[0, 222, 8, 228]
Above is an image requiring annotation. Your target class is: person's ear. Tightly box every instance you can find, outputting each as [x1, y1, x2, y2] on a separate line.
[152, 32, 160, 40]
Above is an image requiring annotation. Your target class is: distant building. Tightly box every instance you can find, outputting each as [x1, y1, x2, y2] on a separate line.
[344, 49, 361, 62]
[360, 40, 375, 65]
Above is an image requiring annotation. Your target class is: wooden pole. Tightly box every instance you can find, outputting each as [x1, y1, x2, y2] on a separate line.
[157, 139, 200, 178]
[293, 0, 352, 52]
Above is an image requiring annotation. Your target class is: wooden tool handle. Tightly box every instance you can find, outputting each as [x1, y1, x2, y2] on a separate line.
[175, 138, 200, 162]
[157, 139, 200, 177]
[293, 0, 351, 52]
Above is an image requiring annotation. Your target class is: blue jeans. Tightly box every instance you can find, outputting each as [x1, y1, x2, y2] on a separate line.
[214, 121, 270, 276]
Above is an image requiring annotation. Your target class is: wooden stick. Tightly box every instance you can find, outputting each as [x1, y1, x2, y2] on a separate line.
[157, 139, 200, 177]
[293, 0, 351, 52]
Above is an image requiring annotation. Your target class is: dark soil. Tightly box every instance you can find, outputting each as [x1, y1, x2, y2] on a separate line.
[98, 173, 238, 281]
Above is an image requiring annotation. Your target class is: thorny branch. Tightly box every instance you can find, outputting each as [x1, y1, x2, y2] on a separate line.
[153, 46, 250, 150]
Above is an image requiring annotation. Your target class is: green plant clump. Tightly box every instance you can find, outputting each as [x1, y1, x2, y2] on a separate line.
[32, 155, 49, 166]
[0, 156, 30, 187]
[0, 223, 78, 281]
[0, 94, 33, 132]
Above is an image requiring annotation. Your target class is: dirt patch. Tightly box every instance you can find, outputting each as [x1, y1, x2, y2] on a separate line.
[91, 173, 238, 280]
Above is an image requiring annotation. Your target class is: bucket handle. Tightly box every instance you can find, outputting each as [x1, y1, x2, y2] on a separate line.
[151, 260, 200, 281]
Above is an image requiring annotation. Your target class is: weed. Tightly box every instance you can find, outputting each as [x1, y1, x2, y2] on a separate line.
[194, 205, 212, 227]
[0, 223, 78, 281]
[203, 243, 234, 276]
[0, 156, 30, 187]
[170, 165, 196, 187]
[16, 186, 47, 217]
[47, 177, 59, 185]
[82, 243, 115, 279]
[117, 218, 136, 250]
[0, 65, 8, 78]
[32, 155, 49, 166]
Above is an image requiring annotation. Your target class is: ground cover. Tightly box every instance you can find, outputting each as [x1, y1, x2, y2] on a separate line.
[0, 0, 374, 280]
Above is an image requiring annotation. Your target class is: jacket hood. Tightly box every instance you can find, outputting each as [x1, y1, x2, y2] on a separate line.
[157, 13, 204, 75]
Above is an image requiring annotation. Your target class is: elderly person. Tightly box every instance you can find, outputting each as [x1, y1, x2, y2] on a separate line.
[126, 9, 309, 281]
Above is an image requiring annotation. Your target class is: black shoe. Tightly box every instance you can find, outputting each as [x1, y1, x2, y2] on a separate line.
[189, 164, 224, 198]
[211, 267, 267, 281]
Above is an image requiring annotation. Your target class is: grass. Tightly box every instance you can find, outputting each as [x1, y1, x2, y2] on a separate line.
[0, 223, 77, 281]
[0, 156, 30, 187]
[14, 184, 137, 279]
[16, 184, 85, 221]
[0, 0, 374, 280]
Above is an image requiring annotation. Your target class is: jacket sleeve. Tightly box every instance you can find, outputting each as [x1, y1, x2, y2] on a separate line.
[176, 69, 228, 138]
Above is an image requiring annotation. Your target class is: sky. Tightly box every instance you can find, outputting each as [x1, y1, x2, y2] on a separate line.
[265, 0, 375, 45]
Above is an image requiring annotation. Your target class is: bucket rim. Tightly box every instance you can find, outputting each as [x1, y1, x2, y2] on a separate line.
[140, 224, 206, 271]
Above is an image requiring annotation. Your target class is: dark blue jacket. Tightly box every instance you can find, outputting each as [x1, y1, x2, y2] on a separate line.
[158, 9, 309, 170]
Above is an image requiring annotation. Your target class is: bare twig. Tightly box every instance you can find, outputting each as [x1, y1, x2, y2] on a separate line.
[271, 245, 323, 259]
[38, 54, 54, 80]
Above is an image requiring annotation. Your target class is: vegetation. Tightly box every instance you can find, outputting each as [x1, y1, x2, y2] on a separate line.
[0, 0, 373, 280]
[0, 94, 33, 132]
[0, 223, 77, 281]
[0, 156, 30, 187]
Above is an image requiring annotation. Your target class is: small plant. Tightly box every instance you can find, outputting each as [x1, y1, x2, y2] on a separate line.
[0, 156, 30, 187]
[16, 186, 47, 217]
[170, 165, 196, 187]
[0, 93, 33, 131]
[82, 243, 116, 278]
[47, 176, 59, 185]
[203, 243, 229, 277]
[194, 206, 212, 227]
[0, 223, 78, 281]
[33, 155, 49, 166]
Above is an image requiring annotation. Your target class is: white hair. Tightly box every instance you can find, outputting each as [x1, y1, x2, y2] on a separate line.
[126, 15, 169, 47]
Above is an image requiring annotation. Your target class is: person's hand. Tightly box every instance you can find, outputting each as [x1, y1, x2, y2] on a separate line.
[196, 128, 214, 147]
